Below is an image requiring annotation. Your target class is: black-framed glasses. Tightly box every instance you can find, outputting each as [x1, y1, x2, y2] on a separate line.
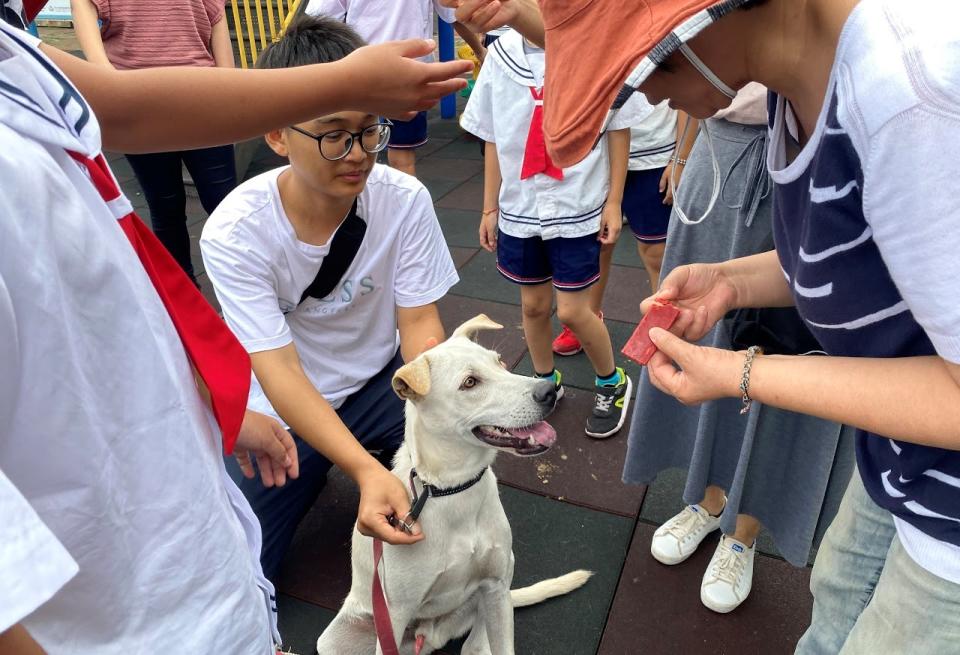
[289, 120, 393, 161]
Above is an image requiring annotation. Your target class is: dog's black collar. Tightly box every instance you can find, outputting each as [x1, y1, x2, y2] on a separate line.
[406, 467, 487, 523]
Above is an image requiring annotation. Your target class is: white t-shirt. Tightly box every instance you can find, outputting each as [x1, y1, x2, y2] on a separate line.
[627, 101, 677, 171]
[201, 165, 458, 422]
[0, 22, 276, 653]
[305, 0, 455, 61]
[460, 30, 652, 240]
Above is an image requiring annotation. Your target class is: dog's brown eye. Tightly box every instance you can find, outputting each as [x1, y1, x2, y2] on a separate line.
[461, 376, 478, 390]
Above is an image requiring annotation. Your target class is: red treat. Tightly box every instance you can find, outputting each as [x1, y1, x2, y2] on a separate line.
[622, 300, 680, 365]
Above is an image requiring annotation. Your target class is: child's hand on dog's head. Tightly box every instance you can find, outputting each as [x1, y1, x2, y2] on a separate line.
[357, 466, 424, 544]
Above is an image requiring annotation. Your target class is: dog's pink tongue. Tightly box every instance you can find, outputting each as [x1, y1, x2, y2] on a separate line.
[511, 421, 557, 447]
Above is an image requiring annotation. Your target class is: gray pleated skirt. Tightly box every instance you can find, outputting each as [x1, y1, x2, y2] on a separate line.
[622, 118, 855, 567]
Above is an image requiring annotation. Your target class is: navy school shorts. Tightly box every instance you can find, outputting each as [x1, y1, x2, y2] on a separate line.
[622, 167, 672, 243]
[496, 230, 601, 292]
[388, 111, 428, 149]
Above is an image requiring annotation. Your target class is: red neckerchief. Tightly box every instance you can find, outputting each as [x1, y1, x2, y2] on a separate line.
[67, 151, 250, 453]
[520, 87, 564, 181]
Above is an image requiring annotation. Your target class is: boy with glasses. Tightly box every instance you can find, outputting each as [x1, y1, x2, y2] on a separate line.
[200, 15, 458, 580]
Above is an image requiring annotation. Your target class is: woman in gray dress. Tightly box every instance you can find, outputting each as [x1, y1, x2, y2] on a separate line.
[623, 84, 855, 613]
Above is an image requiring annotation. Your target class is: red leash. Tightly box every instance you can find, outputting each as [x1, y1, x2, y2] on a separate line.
[372, 539, 426, 655]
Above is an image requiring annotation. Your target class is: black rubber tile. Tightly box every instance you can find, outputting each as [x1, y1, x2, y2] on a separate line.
[598, 522, 813, 655]
[414, 137, 455, 159]
[638, 468, 781, 560]
[448, 246, 479, 270]
[448, 250, 521, 306]
[107, 155, 135, 184]
[436, 295, 527, 369]
[610, 233, 644, 269]
[430, 134, 484, 161]
[493, 385, 645, 518]
[513, 317, 644, 392]
[277, 593, 335, 655]
[598, 264, 652, 325]
[416, 154, 484, 181]
[437, 207, 482, 249]
[423, 177, 468, 203]
[434, 174, 484, 211]
[278, 470, 359, 611]
[426, 116, 467, 141]
[187, 218, 207, 277]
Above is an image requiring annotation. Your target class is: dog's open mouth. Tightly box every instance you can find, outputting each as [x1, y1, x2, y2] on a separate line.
[472, 421, 557, 455]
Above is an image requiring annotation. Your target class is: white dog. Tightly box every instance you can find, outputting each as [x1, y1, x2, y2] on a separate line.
[315, 315, 592, 655]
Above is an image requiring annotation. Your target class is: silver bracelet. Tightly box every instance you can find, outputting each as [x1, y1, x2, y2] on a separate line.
[739, 345, 763, 415]
[669, 156, 688, 166]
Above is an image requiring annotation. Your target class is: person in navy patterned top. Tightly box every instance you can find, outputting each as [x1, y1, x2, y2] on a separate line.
[446, 0, 960, 650]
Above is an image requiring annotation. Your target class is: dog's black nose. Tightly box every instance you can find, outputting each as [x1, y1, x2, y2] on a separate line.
[533, 381, 557, 408]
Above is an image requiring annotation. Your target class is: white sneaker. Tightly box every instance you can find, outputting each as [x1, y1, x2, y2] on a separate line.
[700, 535, 756, 613]
[650, 504, 722, 565]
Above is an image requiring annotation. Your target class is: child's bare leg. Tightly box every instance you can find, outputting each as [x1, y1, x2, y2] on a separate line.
[388, 148, 417, 177]
[556, 288, 615, 376]
[520, 283, 556, 375]
[588, 243, 615, 315]
[636, 241, 666, 291]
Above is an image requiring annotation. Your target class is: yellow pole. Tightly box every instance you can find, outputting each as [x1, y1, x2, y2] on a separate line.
[241, 0, 259, 60]
[265, 0, 278, 42]
[281, 0, 302, 32]
[276, 0, 285, 26]
[230, 0, 248, 68]
[254, 0, 268, 49]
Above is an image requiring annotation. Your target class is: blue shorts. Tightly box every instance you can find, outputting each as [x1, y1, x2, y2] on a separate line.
[388, 111, 428, 149]
[622, 168, 671, 243]
[496, 231, 601, 292]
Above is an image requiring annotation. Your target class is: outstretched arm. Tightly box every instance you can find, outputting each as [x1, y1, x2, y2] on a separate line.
[41, 40, 471, 153]
[442, 0, 544, 47]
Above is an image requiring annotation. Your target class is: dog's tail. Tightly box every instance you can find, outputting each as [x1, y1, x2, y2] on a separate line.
[510, 570, 593, 608]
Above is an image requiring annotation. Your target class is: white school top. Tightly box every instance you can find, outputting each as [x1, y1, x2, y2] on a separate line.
[305, 0, 455, 61]
[628, 101, 677, 172]
[460, 30, 652, 240]
[201, 165, 458, 423]
[0, 21, 277, 653]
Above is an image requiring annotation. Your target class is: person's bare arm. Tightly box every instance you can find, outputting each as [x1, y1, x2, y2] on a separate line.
[444, 0, 544, 47]
[209, 16, 235, 69]
[40, 41, 471, 153]
[660, 111, 698, 205]
[599, 127, 630, 244]
[397, 303, 445, 363]
[453, 21, 486, 63]
[0, 625, 46, 655]
[251, 344, 423, 543]
[69, 0, 111, 67]
[478, 140, 502, 252]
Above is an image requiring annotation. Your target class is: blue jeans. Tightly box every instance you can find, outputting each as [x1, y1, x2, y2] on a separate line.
[227, 351, 406, 581]
[797, 470, 960, 653]
[126, 145, 237, 280]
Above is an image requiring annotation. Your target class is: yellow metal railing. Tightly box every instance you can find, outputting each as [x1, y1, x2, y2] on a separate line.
[230, 0, 305, 68]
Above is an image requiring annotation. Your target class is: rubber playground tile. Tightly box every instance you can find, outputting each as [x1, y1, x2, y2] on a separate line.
[430, 133, 484, 161]
[278, 594, 335, 655]
[435, 295, 527, 369]
[434, 174, 484, 211]
[278, 470, 359, 611]
[597, 264, 652, 325]
[512, 317, 644, 393]
[187, 219, 207, 277]
[416, 154, 484, 181]
[610, 232, 645, 269]
[415, 137, 455, 159]
[638, 468, 781, 560]
[448, 246, 479, 270]
[598, 522, 813, 655]
[493, 385, 645, 519]
[436, 206, 484, 248]
[196, 273, 221, 314]
[449, 249, 522, 307]
[422, 176, 467, 204]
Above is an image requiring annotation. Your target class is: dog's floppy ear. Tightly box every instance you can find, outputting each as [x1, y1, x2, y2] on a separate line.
[452, 314, 503, 341]
[392, 356, 431, 400]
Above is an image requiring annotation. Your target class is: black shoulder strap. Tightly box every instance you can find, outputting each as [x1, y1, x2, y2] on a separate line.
[298, 198, 367, 305]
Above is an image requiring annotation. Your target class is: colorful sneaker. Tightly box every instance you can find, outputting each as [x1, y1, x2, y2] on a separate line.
[552, 312, 604, 356]
[650, 504, 722, 565]
[552, 324, 582, 356]
[535, 369, 565, 401]
[701, 536, 755, 613]
[584, 367, 632, 438]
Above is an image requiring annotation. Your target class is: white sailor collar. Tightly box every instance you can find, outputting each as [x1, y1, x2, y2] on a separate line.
[486, 29, 540, 88]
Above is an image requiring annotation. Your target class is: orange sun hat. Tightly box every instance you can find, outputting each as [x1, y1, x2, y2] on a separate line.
[540, 0, 752, 168]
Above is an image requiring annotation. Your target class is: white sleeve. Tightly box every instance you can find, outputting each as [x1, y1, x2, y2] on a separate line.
[459, 62, 496, 142]
[433, 0, 456, 24]
[0, 467, 79, 633]
[305, 0, 347, 19]
[394, 186, 459, 307]
[862, 108, 960, 363]
[608, 91, 655, 131]
[200, 233, 293, 354]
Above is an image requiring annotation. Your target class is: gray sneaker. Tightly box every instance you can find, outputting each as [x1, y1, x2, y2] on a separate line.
[585, 368, 632, 438]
